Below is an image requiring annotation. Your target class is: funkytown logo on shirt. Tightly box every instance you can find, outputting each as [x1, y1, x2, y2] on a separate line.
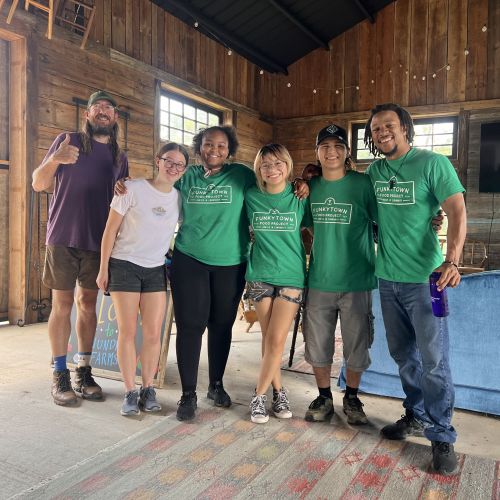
[187, 184, 232, 204]
[374, 180, 415, 205]
[252, 209, 298, 232]
[311, 197, 352, 224]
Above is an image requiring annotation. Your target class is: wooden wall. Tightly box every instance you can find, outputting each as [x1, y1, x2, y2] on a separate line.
[1, 2, 272, 324]
[258, 0, 500, 119]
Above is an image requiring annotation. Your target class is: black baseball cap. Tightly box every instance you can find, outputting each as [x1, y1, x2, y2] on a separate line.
[316, 124, 349, 147]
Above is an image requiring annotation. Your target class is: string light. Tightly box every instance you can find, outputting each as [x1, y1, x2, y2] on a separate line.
[259, 69, 264, 75]
[464, 48, 469, 55]
[482, 25, 487, 32]
[312, 89, 317, 94]
[194, 21, 199, 28]
[227, 49, 232, 55]
[287, 82, 292, 87]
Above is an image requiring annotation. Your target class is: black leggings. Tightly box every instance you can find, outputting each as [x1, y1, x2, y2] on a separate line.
[170, 248, 246, 393]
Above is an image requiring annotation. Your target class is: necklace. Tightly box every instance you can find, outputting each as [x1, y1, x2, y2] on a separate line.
[384, 148, 412, 189]
[203, 165, 224, 178]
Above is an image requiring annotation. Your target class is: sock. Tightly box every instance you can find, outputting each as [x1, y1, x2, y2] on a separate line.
[318, 387, 332, 399]
[53, 355, 67, 372]
[345, 385, 359, 398]
[78, 352, 92, 368]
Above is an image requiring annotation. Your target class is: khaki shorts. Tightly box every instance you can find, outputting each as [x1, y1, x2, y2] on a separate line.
[42, 245, 100, 290]
[303, 289, 374, 372]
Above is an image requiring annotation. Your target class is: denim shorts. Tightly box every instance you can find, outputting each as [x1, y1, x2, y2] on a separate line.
[245, 281, 304, 305]
[108, 258, 167, 293]
[303, 289, 374, 372]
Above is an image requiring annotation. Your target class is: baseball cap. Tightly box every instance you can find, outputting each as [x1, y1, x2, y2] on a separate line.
[316, 124, 349, 147]
[87, 90, 117, 108]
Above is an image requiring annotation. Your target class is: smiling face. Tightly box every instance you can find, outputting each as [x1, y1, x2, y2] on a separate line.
[85, 99, 117, 135]
[156, 149, 187, 183]
[369, 110, 410, 159]
[316, 137, 348, 180]
[199, 130, 230, 170]
[259, 153, 289, 190]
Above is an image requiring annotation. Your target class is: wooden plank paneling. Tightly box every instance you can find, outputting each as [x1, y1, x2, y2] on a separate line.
[409, 0, 429, 105]
[358, 18, 376, 112]
[375, 2, 395, 105]
[466, 0, 488, 100]
[427, 0, 448, 104]
[344, 25, 359, 113]
[393, 0, 411, 106]
[111, 0, 125, 53]
[139, 0, 151, 66]
[486, 0, 500, 99]
[447, 0, 468, 103]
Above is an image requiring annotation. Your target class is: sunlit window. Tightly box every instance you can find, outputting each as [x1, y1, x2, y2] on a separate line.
[159, 92, 221, 146]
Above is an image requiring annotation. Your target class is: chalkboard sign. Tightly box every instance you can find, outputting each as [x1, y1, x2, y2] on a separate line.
[67, 289, 174, 388]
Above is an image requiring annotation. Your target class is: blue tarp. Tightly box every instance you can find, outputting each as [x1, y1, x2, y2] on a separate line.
[339, 271, 500, 415]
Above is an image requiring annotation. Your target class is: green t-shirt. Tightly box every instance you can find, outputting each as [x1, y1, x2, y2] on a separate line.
[307, 171, 378, 292]
[245, 183, 308, 288]
[175, 163, 256, 265]
[366, 147, 465, 283]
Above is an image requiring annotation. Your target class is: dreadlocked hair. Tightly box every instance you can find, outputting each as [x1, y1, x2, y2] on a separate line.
[80, 121, 122, 166]
[363, 103, 415, 157]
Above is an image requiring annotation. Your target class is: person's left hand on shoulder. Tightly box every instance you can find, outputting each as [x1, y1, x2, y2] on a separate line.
[293, 178, 309, 199]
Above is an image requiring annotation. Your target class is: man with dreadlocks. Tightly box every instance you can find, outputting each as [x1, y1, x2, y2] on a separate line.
[33, 90, 129, 406]
[364, 103, 466, 475]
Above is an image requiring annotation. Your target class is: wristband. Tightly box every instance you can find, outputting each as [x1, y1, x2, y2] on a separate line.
[443, 260, 458, 269]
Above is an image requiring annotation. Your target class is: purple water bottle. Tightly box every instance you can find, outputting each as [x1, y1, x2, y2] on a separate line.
[429, 272, 449, 317]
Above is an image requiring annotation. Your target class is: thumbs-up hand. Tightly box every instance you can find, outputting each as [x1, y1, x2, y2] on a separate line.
[52, 133, 79, 165]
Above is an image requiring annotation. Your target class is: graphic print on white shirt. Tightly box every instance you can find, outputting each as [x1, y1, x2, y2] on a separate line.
[374, 181, 415, 205]
[251, 209, 298, 232]
[311, 197, 352, 224]
[187, 184, 232, 204]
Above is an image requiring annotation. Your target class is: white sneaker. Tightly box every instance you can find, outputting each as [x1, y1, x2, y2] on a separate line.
[272, 387, 292, 419]
[250, 394, 269, 423]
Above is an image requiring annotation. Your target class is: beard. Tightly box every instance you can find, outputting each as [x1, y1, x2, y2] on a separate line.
[379, 143, 398, 157]
[88, 119, 114, 136]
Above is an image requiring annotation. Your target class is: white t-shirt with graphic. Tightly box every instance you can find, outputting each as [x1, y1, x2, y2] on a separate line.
[110, 179, 181, 268]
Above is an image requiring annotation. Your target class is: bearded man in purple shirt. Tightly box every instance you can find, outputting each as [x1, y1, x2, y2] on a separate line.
[32, 90, 129, 406]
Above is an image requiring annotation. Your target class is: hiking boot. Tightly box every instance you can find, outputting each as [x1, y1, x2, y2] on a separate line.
[73, 366, 103, 400]
[207, 381, 231, 408]
[381, 411, 425, 440]
[176, 391, 197, 421]
[250, 394, 269, 424]
[432, 441, 458, 475]
[121, 389, 140, 416]
[51, 369, 78, 406]
[305, 395, 334, 422]
[272, 388, 292, 419]
[139, 386, 161, 412]
[343, 395, 368, 425]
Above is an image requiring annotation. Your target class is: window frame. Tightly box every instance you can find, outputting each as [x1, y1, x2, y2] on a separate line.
[351, 115, 459, 163]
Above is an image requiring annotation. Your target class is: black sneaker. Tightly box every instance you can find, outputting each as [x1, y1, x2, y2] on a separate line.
[343, 395, 368, 425]
[432, 441, 458, 475]
[176, 391, 197, 421]
[305, 395, 334, 422]
[381, 411, 425, 440]
[207, 381, 231, 407]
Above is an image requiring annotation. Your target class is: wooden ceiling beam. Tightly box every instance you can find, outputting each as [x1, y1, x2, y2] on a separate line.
[267, 0, 329, 50]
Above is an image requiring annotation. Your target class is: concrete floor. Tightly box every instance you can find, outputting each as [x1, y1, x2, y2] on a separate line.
[0, 319, 499, 499]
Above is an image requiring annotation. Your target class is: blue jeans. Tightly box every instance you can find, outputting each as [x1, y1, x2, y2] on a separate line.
[378, 278, 456, 444]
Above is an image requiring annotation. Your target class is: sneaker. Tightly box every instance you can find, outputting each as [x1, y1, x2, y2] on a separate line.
[343, 395, 368, 425]
[272, 388, 292, 419]
[121, 389, 140, 416]
[250, 394, 269, 424]
[51, 369, 78, 406]
[176, 391, 197, 421]
[139, 386, 162, 412]
[73, 366, 103, 400]
[305, 395, 334, 422]
[380, 411, 425, 440]
[432, 441, 458, 475]
[207, 381, 231, 407]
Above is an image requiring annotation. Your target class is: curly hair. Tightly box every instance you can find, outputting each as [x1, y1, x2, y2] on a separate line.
[253, 143, 294, 191]
[192, 125, 239, 158]
[364, 103, 415, 157]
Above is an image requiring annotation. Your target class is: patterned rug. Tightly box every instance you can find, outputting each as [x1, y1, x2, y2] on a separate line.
[17, 403, 500, 499]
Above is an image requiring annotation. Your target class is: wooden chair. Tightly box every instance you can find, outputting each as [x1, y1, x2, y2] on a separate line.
[24, 0, 55, 38]
[0, 0, 20, 24]
[54, 0, 96, 49]
[458, 238, 488, 274]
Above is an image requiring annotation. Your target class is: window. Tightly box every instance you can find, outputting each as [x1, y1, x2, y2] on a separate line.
[351, 116, 458, 162]
[159, 92, 222, 146]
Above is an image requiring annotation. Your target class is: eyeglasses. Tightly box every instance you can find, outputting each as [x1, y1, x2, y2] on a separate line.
[260, 160, 286, 172]
[160, 157, 187, 172]
[88, 103, 116, 112]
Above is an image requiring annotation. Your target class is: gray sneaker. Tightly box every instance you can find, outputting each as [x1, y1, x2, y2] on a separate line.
[272, 388, 292, 419]
[121, 389, 140, 416]
[250, 394, 269, 424]
[305, 395, 334, 422]
[139, 386, 161, 412]
[343, 395, 368, 425]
